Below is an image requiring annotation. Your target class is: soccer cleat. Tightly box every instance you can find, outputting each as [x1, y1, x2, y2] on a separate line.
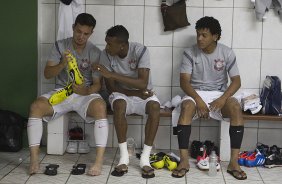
[48, 83, 73, 106]
[163, 155, 178, 171]
[196, 146, 220, 170]
[67, 53, 84, 85]
[150, 154, 165, 169]
[244, 149, 265, 167]
[238, 151, 253, 166]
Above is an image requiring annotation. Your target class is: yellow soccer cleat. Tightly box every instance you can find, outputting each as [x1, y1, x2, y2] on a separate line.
[150, 154, 165, 169]
[48, 83, 73, 106]
[67, 53, 84, 85]
[164, 155, 178, 171]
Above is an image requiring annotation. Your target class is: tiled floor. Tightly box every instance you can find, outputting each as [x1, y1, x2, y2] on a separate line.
[0, 147, 281, 184]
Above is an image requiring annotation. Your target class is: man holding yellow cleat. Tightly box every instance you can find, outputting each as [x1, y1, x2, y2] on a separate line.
[27, 13, 109, 176]
[48, 51, 84, 105]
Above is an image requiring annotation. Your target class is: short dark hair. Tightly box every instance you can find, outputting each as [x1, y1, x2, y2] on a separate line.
[106, 25, 129, 43]
[195, 16, 221, 40]
[74, 13, 96, 28]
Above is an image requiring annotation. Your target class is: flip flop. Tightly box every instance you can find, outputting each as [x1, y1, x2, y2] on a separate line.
[111, 164, 128, 177]
[44, 164, 59, 176]
[141, 166, 155, 179]
[71, 164, 86, 175]
[227, 169, 247, 180]
[171, 168, 189, 178]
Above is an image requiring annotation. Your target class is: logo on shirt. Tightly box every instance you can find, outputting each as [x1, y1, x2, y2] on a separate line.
[79, 59, 91, 71]
[128, 59, 137, 71]
[214, 59, 225, 71]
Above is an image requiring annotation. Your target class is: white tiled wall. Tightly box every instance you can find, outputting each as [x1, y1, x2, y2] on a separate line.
[38, 0, 282, 150]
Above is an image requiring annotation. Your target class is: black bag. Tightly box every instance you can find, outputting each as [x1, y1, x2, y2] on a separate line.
[60, 0, 73, 5]
[0, 110, 27, 152]
[161, 0, 190, 31]
[260, 76, 282, 115]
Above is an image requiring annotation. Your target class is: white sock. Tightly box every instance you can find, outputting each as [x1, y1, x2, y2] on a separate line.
[140, 144, 152, 168]
[118, 142, 129, 166]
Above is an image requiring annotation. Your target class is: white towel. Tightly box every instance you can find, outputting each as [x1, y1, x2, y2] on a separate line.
[57, 0, 85, 40]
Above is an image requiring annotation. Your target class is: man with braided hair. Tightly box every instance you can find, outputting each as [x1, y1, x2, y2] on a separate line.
[172, 16, 246, 180]
[27, 13, 109, 176]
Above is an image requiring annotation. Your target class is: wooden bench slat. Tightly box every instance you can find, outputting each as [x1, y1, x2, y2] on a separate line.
[108, 108, 282, 121]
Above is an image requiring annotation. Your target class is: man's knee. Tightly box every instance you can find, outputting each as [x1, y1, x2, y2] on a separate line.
[113, 99, 126, 113]
[29, 98, 50, 116]
[146, 101, 160, 114]
[181, 100, 195, 112]
[89, 98, 107, 115]
[225, 98, 244, 125]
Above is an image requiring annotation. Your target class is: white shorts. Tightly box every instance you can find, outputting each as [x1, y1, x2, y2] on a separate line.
[172, 91, 230, 127]
[181, 91, 225, 121]
[109, 92, 160, 115]
[42, 88, 102, 123]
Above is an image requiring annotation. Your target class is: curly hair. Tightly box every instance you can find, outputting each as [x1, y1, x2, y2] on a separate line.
[106, 25, 129, 43]
[195, 16, 221, 40]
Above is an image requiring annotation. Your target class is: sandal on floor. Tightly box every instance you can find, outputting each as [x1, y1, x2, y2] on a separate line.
[71, 164, 86, 175]
[141, 166, 155, 179]
[227, 169, 247, 180]
[171, 168, 189, 178]
[111, 164, 128, 177]
[44, 164, 59, 176]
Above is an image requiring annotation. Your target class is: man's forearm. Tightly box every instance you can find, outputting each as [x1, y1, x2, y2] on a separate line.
[221, 76, 241, 100]
[44, 63, 65, 79]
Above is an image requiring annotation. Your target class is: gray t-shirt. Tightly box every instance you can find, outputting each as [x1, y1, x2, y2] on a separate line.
[100, 42, 153, 90]
[180, 43, 240, 91]
[48, 37, 101, 88]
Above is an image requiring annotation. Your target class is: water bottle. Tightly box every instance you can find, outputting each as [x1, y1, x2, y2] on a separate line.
[208, 151, 217, 177]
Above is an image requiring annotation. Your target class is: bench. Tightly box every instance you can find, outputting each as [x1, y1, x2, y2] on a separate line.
[47, 109, 282, 161]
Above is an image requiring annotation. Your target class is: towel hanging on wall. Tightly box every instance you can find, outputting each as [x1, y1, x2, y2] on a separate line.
[57, 0, 85, 40]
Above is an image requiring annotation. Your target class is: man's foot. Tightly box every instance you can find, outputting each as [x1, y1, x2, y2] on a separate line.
[171, 161, 190, 178]
[87, 162, 103, 176]
[29, 146, 40, 175]
[141, 165, 155, 179]
[29, 161, 39, 175]
[227, 163, 247, 180]
[111, 164, 128, 177]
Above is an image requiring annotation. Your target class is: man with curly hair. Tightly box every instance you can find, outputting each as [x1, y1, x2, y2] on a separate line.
[172, 16, 246, 180]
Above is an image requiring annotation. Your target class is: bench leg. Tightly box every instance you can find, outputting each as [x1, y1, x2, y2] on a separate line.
[219, 120, 231, 161]
[47, 114, 69, 155]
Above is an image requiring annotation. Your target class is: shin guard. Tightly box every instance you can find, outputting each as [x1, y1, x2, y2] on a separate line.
[177, 125, 191, 149]
[229, 125, 244, 149]
[94, 119, 109, 147]
[27, 118, 43, 147]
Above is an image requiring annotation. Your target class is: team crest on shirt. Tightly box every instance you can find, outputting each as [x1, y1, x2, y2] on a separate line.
[79, 59, 91, 71]
[128, 59, 137, 70]
[214, 59, 225, 71]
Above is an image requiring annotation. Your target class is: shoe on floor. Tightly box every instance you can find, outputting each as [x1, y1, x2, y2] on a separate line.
[66, 141, 78, 154]
[244, 149, 265, 167]
[196, 146, 220, 170]
[78, 141, 90, 154]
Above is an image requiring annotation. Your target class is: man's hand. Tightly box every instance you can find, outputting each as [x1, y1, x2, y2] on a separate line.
[140, 89, 154, 100]
[72, 83, 88, 96]
[195, 98, 210, 119]
[60, 50, 72, 67]
[208, 96, 227, 113]
[93, 64, 113, 79]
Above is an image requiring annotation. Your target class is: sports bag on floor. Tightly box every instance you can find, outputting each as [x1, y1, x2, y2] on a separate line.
[0, 110, 27, 152]
[260, 76, 282, 115]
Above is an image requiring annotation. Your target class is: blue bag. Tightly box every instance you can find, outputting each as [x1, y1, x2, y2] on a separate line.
[260, 76, 281, 115]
